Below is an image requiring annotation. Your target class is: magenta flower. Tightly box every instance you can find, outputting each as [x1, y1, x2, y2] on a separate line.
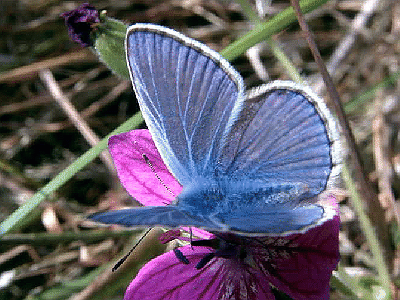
[108, 129, 340, 300]
[60, 3, 100, 47]
[108, 129, 213, 240]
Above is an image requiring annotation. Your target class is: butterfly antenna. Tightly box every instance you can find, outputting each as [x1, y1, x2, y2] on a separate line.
[142, 154, 175, 201]
[112, 227, 152, 272]
[189, 227, 194, 249]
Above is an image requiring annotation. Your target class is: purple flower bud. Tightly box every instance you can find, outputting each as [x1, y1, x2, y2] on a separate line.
[60, 3, 100, 47]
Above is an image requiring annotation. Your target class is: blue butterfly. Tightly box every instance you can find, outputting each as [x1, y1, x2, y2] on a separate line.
[90, 24, 341, 235]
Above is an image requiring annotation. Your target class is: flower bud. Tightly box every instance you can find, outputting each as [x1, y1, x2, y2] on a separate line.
[61, 3, 129, 79]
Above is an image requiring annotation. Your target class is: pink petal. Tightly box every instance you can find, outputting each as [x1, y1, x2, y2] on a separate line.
[124, 246, 274, 300]
[212, 197, 339, 300]
[125, 200, 339, 300]
[256, 205, 340, 299]
[109, 129, 213, 239]
[108, 129, 181, 206]
[159, 230, 182, 244]
[111, 131, 339, 299]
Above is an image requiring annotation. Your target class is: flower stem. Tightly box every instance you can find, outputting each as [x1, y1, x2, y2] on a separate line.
[342, 164, 392, 298]
[0, 112, 143, 236]
[221, 0, 330, 61]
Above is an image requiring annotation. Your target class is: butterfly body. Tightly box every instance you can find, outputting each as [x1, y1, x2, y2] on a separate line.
[90, 24, 342, 236]
[177, 177, 304, 213]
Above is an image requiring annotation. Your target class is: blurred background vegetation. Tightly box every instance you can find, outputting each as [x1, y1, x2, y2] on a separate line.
[0, 0, 400, 299]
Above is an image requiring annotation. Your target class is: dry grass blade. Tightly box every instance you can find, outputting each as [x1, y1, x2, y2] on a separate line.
[39, 69, 116, 175]
[0, 50, 96, 84]
[373, 112, 399, 225]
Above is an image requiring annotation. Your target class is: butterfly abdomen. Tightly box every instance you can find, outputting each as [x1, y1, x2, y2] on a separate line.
[176, 177, 312, 218]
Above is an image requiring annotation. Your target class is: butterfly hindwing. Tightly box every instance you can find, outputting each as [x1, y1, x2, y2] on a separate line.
[218, 81, 341, 201]
[90, 206, 225, 231]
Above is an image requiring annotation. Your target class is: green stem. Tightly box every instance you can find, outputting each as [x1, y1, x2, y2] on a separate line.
[234, 0, 305, 83]
[332, 262, 363, 299]
[234, 0, 260, 22]
[0, 158, 41, 190]
[0, 111, 143, 236]
[345, 69, 400, 114]
[221, 0, 330, 61]
[342, 164, 392, 298]
[267, 38, 304, 84]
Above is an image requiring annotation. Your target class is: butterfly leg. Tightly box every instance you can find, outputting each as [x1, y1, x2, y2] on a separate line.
[195, 253, 215, 269]
[173, 248, 190, 264]
[192, 238, 247, 269]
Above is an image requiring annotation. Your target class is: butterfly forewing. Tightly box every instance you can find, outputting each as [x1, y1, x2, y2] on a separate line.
[126, 24, 245, 185]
